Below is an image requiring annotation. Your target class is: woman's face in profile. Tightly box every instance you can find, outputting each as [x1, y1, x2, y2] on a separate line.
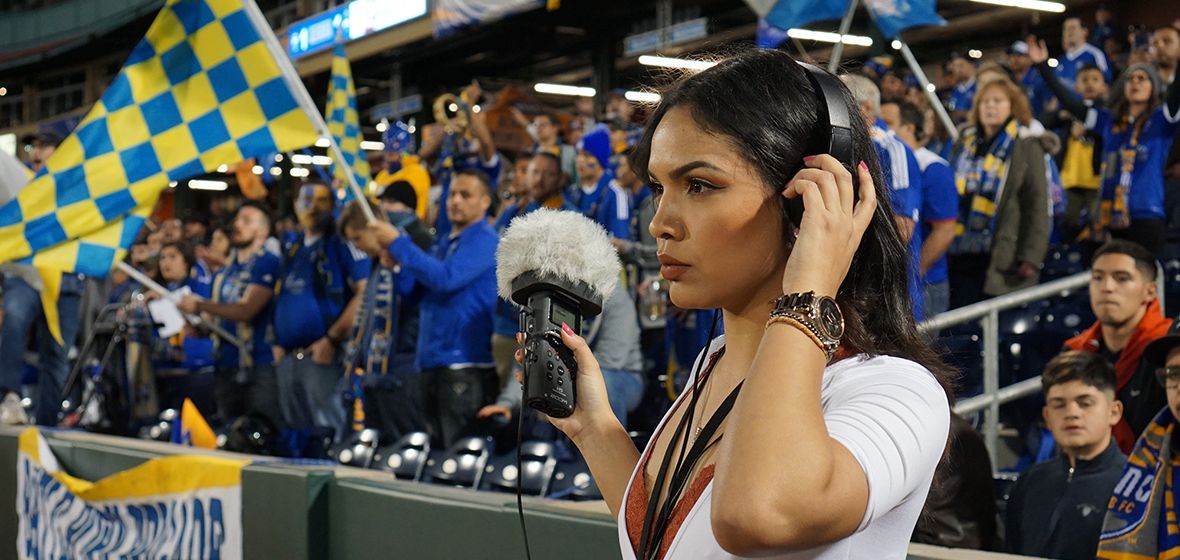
[646, 106, 789, 312]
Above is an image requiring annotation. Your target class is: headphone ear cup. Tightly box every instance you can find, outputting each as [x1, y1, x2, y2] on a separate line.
[783, 195, 804, 230]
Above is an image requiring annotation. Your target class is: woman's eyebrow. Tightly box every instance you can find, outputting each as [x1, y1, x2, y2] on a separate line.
[668, 160, 723, 180]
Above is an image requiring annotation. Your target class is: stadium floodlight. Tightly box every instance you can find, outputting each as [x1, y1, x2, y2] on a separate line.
[787, 28, 873, 47]
[625, 91, 662, 103]
[534, 83, 596, 97]
[637, 55, 717, 71]
[969, 0, 1065, 13]
[189, 180, 228, 191]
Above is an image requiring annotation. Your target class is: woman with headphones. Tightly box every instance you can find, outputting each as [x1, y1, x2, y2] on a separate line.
[523, 49, 953, 559]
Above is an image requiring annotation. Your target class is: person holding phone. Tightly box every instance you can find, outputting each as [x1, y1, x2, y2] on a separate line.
[519, 49, 952, 559]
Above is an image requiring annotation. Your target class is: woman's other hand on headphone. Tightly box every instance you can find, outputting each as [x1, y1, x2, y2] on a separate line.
[779, 155, 877, 298]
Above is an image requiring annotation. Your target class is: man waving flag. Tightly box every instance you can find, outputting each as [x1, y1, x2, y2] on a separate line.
[0, 0, 321, 342]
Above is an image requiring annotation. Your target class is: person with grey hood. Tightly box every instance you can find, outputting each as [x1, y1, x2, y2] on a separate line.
[1029, 34, 1180, 255]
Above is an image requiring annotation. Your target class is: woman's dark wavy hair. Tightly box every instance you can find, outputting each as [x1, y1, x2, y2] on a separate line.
[631, 48, 954, 396]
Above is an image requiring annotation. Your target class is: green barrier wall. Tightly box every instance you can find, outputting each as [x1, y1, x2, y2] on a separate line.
[0, 428, 1029, 560]
[0, 428, 621, 559]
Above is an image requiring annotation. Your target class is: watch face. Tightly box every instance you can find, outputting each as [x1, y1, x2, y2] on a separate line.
[818, 298, 844, 339]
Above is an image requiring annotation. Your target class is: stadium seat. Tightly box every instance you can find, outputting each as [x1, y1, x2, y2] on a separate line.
[998, 306, 1041, 336]
[548, 457, 602, 501]
[1164, 258, 1180, 318]
[423, 436, 493, 489]
[482, 441, 558, 496]
[327, 428, 381, 469]
[1040, 247, 1086, 281]
[937, 334, 984, 398]
[372, 431, 431, 481]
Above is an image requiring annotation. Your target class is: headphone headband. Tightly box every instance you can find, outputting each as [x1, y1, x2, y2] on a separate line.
[798, 62, 856, 171]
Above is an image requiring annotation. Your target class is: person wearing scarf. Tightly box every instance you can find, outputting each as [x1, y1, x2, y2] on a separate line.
[1097, 319, 1180, 557]
[947, 78, 1054, 308]
[1029, 35, 1180, 255]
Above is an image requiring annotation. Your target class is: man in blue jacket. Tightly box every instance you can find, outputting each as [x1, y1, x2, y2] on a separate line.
[370, 169, 499, 448]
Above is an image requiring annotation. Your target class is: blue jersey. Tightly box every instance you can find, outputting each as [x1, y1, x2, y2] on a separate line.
[947, 79, 977, 114]
[874, 120, 924, 320]
[873, 121, 922, 225]
[273, 234, 371, 350]
[914, 148, 959, 285]
[1087, 105, 1180, 220]
[435, 152, 503, 239]
[1056, 44, 1112, 89]
[666, 309, 722, 375]
[1020, 67, 1053, 118]
[567, 174, 632, 240]
[213, 247, 281, 369]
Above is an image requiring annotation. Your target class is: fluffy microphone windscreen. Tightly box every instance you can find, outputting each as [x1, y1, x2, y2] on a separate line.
[495, 209, 622, 304]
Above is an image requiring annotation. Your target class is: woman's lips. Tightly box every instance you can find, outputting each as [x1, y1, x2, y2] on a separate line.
[660, 264, 689, 281]
[658, 254, 690, 281]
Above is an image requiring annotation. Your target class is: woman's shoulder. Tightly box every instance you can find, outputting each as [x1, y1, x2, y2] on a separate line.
[823, 354, 949, 407]
[1014, 129, 1056, 158]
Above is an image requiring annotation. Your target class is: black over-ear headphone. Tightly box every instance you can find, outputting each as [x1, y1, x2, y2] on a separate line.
[784, 61, 859, 229]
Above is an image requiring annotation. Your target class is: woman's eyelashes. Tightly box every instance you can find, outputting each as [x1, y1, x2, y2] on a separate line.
[686, 177, 720, 195]
[648, 178, 719, 198]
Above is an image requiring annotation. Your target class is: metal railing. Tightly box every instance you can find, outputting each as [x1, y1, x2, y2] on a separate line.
[920, 267, 1166, 469]
[919, 272, 1090, 467]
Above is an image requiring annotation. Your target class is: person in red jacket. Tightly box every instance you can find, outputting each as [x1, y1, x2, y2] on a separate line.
[1064, 240, 1171, 452]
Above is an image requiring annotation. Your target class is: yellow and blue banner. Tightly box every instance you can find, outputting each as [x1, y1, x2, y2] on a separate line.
[171, 397, 218, 449]
[326, 37, 370, 201]
[0, 0, 320, 341]
[17, 428, 249, 559]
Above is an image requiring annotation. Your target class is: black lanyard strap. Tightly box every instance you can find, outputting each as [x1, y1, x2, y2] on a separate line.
[639, 378, 744, 560]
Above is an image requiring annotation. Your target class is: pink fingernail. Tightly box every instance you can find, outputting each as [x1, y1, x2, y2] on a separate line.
[561, 323, 574, 336]
[802, 155, 817, 162]
[858, 160, 868, 172]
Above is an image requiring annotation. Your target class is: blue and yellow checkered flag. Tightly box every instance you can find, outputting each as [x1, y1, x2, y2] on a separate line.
[326, 37, 370, 202]
[0, 0, 320, 342]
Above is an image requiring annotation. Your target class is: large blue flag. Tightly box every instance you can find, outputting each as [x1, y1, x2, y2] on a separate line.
[756, 18, 792, 49]
[865, 0, 945, 39]
[758, 0, 849, 48]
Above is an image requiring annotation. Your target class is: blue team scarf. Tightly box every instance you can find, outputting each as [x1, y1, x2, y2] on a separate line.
[950, 119, 1019, 255]
[345, 267, 399, 433]
[1097, 407, 1180, 558]
[1095, 131, 1139, 234]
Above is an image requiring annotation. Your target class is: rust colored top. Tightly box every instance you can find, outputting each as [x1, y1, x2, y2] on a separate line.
[623, 344, 857, 559]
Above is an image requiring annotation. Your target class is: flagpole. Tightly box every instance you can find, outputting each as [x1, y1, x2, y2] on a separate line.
[115, 261, 245, 350]
[240, 0, 378, 224]
[896, 40, 959, 141]
[827, 0, 859, 73]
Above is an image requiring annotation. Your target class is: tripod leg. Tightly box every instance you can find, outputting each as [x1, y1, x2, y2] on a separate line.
[63, 331, 123, 428]
[59, 329, 104, 413]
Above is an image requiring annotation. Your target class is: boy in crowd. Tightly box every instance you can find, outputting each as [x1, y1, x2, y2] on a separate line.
[1006, 351, 1126, 559]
